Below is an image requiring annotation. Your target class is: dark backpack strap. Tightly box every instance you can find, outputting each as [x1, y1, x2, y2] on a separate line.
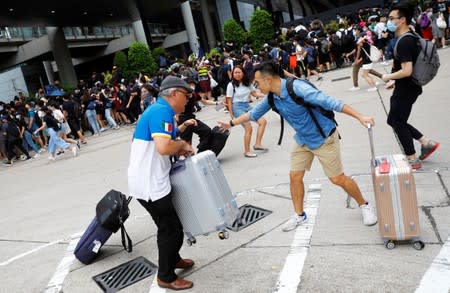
[285, 78, 327, 138]
[268, 92, 285, 145]
[120, 223, 133, 252]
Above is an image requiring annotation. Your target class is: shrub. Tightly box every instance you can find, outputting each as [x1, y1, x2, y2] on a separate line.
[127, 42, 158, 77]
[223, 19, 246, 47]
[249, 9, 274, 52]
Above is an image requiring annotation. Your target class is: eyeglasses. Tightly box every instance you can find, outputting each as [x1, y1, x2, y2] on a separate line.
[176, 89, 191, 99]
[253, 78, 266, 89]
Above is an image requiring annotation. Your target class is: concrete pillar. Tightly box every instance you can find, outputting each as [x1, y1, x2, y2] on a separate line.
[46, 27, 77, 87]
[200, 0, 216, 50]
[42, 61, 54, 86]
[181, 1, 200, 56]
[132, 0, 154, 49]
[132, 20, 148, 44]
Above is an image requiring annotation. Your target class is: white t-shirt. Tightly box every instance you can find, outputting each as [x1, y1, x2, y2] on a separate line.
[226, 82, 255, 103]
[52, 109, 65, 123]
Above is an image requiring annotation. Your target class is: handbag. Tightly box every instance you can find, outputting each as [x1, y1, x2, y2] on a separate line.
[210, 77, 218, 88]
[96, 190, 132, 252]
[362, 45, 381, 63]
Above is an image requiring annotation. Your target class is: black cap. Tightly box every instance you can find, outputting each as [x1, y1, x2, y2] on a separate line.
[159, 76, 193, 93]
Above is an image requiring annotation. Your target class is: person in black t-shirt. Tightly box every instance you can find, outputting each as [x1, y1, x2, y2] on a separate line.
[3, 113, 32, 165]
[34, 106, 78, 161]
[382, 2, 440, 170]
[177, 77, 219, 153]
[62, 96, 87, 144]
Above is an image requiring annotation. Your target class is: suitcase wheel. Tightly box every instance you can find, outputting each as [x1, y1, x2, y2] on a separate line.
[413, 240, 425, 250]
[218, 230, 229, 240]
[385, 240, 395, 250]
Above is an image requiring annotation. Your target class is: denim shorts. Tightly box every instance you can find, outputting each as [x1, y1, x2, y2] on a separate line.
[232, 102, 252, 118]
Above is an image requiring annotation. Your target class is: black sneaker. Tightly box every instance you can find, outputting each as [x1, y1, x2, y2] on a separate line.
[419, 140, 440, 161]
[3, 160, 12, 166]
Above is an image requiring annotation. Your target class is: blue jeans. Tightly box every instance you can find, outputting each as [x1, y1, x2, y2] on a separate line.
[105, 108, 117, 128]
[22, 130, 39, 153]
[85, 109, 100, 134]
[232, 102, 252, 118]
[47, 128, 69, 155]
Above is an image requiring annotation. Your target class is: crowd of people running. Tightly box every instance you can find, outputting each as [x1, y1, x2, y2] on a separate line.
[0, 0, 448, 167]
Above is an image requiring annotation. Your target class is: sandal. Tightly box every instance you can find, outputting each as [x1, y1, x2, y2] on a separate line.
[244, 153, 257, 158]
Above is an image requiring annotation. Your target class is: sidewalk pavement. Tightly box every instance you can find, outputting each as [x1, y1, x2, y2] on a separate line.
[1, 48, 449, 293]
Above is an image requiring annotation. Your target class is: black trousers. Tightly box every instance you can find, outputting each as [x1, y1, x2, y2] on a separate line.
[138, 193, 184, 283]
[179, 118, 212, 153]
[387, 93, 423, 156]
[7, 138, 30, 160]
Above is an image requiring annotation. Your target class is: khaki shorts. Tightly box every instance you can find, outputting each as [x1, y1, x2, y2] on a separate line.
[290, 130, 343, 178]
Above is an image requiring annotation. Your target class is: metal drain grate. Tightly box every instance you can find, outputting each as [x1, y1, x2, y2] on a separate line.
[227, 204, 272, 232]
[93, 256, 157, 293]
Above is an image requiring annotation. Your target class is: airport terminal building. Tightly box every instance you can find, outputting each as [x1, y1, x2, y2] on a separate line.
[0, 0, 383, 100]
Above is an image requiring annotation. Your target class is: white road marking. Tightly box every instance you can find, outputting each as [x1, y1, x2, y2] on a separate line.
[273, 184, 321, 293]
[415, 235, 450, 293]
[0, 239, 63, 266]
[44, 232, 82, 293]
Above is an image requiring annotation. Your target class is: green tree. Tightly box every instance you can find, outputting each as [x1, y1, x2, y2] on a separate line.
[222, 19, 246, 47]
[249, 9, 274, 52]
[113, 51, 129, 77]
[127, 41, 158, 77]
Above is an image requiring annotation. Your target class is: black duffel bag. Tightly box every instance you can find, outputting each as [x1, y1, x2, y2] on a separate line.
[96, 189, 132, 252]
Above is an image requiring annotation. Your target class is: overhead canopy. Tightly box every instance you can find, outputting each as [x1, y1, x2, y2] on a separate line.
[0, 0, 183, 26]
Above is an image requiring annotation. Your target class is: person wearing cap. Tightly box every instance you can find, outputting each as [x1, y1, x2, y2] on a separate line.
[128, 76, 196, 291]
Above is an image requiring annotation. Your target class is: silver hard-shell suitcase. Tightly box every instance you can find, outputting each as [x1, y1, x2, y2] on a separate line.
[170, 150, 240, 245]
[368, 125, 424, 250]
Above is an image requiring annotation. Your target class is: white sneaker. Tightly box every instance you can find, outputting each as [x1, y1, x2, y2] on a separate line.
[349, 86, 360, 91]
[114, 126, 120, 130]
[281, 213, 308, 232]
[100, 127, 107, 132]
[33, 153, 40, 158]
[71, 145, 77, 157]
[367, 87, 377, 92]
[48, 155, 55, 161]
[360, 203, 377, 226]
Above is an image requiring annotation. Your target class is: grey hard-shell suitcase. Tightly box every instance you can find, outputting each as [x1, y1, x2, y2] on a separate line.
[170, 150, 240, 245]
[368, 125, 424, 250]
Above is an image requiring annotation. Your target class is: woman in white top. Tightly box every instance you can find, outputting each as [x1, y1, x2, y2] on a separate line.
[49, 103, 79, 147]
[225, 65, 267, 158]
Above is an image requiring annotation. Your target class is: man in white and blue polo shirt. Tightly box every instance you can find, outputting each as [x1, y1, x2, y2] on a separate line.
[128, 76, 197, 291]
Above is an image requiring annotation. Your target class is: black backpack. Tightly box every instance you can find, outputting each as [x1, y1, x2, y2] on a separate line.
[33, 111, 43, 127]
[268, 77, 338, 145]
[217, 66, 230, 85]
[96, 190, 132, 252]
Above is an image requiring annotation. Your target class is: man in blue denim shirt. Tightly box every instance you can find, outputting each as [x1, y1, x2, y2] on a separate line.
[219, 61, 377, 231]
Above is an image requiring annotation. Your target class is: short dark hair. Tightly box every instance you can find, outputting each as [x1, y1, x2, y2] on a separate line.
[391, 1, 415, 25]
[254, 61, 283, 78]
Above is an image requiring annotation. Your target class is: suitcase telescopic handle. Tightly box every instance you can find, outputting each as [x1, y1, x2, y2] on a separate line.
[368, 124, 376, 167]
